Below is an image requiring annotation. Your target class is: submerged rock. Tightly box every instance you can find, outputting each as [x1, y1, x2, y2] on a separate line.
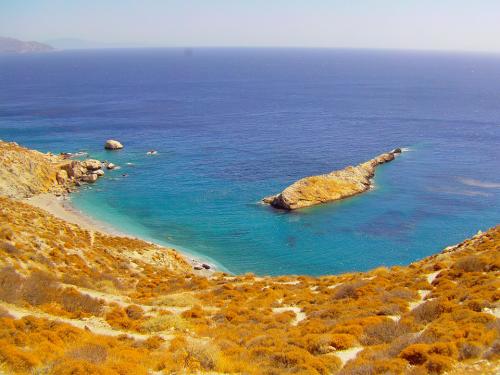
[105, 140, 124, 150]
[263, 148, 403, 210]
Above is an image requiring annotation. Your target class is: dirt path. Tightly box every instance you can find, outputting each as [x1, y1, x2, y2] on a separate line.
[0, 301, 173, 341]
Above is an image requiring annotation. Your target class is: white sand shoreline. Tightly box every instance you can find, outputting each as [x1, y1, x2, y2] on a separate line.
[25, 193, 126, 236]
[23, 193, 218, 275]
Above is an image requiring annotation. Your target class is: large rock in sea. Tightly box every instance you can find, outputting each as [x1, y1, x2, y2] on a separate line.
[263, 149, 402, 210]
[105, 140, 124, 150]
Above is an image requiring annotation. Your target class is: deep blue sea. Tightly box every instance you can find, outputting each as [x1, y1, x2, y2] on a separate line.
[1, 48, 499, 275]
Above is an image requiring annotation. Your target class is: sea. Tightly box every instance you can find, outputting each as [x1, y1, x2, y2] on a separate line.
[1, 48, 499, 276]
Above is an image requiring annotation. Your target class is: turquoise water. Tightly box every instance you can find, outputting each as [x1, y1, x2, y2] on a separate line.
[1, 48, 499, 275]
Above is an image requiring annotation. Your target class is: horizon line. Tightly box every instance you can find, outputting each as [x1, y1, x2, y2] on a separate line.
[45, 45, 500, 56]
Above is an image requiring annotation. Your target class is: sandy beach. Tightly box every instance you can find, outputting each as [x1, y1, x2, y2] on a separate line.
[23, 193, 217, 275]
[24, 193, 125, 236]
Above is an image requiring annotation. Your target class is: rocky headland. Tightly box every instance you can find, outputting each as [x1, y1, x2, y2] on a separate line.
[263, 148, 402, 210]
[0, 141, 107, 199]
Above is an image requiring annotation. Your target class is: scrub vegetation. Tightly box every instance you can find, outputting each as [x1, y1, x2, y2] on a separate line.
[0, 196, 498, 374]
[0, 140, 498, 374]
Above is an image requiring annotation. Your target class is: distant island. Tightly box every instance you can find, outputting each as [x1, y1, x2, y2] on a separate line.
[0, 36, 54, 53]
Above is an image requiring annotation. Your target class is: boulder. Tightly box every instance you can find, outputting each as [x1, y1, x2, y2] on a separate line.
[106, 163, 116, 170]
[82, 159, 102, 171]
[95, 169, 105, 177]
[105, 140, 124, 150]
[82, 173, 98, 183]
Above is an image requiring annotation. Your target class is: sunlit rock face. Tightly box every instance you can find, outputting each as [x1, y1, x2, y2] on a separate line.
[263, 148, 402, 210]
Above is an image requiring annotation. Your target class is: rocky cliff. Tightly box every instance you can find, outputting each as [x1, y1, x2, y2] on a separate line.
[263, 148, 402, 210]
[0, 141, 105, 198]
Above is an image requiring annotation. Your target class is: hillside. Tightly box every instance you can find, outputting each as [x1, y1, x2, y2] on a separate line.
[0, 141, 498, 374]
[0, 37, 54, 53]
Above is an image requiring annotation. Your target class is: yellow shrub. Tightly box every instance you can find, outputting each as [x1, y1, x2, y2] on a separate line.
[0, 341, 39, 372]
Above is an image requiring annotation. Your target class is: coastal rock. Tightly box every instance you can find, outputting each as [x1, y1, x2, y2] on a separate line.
[56, 170, 68, 185]
[105, 140, 124, 150]
[95, 169, 105, 177]
[60, 161, 86, 180]
[0, 141, 78, 198]
[81, 159, 102, 171]
[81, 173, 98, 183]
[106, 162, 116, 170]
[263, 149, 402, 210]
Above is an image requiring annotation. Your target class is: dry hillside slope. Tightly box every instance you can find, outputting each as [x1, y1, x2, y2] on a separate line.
[0, 141, 498, 374]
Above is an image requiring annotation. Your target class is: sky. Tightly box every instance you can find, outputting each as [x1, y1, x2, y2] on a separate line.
[1, 0, 500, 52]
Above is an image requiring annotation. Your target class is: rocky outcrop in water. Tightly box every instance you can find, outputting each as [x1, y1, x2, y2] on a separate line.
[263, 148, 402, 210]
[105, 140, 124, 150]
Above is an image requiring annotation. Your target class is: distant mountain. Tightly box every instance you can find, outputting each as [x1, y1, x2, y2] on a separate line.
[0, 37, 54, 53]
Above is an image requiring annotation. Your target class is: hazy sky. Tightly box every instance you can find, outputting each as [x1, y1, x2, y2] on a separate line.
[1, 0, 500, 52]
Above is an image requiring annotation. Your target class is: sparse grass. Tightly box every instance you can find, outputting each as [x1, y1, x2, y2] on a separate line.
[155, 292, 200, 307]
[59, 288, 104, 316]
[0, 267, 104, 317]
[0, 266, 23, 303]
[455, 255, 488, 273]
[360, 320, 411, 345]
[67, 343, 108, 364]
[411, 299, 452, 324]
[0, 241, 19, 255]
[140, 313, 190, 333]
[125, 304, 144, 320]
[332, 280, 367, 300]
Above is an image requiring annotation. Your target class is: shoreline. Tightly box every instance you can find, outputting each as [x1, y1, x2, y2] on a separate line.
[23, 193, 220, 276]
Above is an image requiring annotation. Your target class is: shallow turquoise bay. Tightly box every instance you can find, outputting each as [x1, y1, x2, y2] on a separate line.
[1, 48, 499, 275]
